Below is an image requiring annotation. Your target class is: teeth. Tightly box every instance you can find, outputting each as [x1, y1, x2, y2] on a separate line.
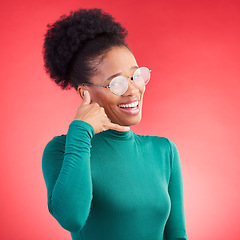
[118, 101, 139, 108]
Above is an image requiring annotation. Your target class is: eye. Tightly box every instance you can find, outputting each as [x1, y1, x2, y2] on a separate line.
[134, 74, 141, 78]
[133, 67, 151, 86]
[111, 80, 121, 87]
[109, 76, 126, 87]
[133, 68, 141, 78]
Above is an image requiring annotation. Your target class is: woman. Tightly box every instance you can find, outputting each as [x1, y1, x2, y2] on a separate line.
[42, 8, 188, 240]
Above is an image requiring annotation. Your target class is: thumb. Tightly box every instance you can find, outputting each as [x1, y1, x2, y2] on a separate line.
[81, 90, 91, 105]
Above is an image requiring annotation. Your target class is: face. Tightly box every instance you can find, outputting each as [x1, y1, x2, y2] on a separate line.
[79, 46, 145, 127]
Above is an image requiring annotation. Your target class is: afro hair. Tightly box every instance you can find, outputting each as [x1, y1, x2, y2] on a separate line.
[43, 8, 128, 90]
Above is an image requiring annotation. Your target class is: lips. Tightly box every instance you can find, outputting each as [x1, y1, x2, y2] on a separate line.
[117, 98, 140, 107]
[118, 100, 139, 108]
[117, 98, 140, 115]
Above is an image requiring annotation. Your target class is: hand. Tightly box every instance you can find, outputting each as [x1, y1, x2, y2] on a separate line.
[74, 90, 130, 134]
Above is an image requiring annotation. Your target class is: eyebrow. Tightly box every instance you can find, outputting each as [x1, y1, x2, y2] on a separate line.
[104, 66, 139, 82]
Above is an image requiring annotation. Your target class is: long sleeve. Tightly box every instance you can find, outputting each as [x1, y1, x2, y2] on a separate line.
[163, 139, 188, 240]
[42, 120, 95, 232]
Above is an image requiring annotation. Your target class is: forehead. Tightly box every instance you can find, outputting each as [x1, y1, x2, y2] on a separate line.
[103, 46, 137, 68]
[93, 46, 138, 83]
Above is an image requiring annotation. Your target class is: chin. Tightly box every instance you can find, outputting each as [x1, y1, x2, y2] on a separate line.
[109, 105, 143, 126]
[120, 115, 142, 127]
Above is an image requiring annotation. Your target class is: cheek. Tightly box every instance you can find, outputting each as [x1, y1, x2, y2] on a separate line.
[102, 96, 119, 108]
[87, 88, 107, 105]
[93, 91, 119, 108]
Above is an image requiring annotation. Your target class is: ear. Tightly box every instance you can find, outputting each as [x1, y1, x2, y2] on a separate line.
[77, 85, 85, 100]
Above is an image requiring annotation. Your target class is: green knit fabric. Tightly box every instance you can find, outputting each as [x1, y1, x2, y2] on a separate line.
[42, 120, 187, 240]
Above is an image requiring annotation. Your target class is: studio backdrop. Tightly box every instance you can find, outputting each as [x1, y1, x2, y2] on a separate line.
[0, 0, 239, 239]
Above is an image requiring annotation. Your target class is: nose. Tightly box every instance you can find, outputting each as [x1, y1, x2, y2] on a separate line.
[122, 77, 140, 96]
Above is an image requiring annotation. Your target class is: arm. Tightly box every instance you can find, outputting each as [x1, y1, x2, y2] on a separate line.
[42, 120, 95, 232]
[164, 139, 188, 240]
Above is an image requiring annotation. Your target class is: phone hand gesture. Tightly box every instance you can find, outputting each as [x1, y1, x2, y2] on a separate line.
[74, 90, 130, 134]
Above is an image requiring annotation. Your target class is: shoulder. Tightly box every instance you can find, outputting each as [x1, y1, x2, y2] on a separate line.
[43, 134, 67, 154]
[42, 135, 68, 191]
[42, 134, 67, 166]
[133, 133, 180, 162]
[133, 132, 174, 151]
[42, 134, 67, 177]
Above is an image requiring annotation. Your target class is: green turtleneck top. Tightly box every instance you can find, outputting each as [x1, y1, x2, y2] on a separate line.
[42, 120, 187, 240]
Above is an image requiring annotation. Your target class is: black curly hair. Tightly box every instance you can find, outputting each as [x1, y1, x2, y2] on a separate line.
[43, 8, 130, 91]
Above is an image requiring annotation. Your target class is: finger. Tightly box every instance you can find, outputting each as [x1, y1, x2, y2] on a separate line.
[81, 90, 91, 105]
[108, 122, 130, 132]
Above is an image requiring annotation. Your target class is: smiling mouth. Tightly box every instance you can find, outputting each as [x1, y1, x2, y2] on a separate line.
[117, 100, 140, 115]
[118, 100, 139, 109]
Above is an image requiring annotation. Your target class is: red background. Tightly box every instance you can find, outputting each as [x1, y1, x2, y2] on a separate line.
[1, 0, 240, 239]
